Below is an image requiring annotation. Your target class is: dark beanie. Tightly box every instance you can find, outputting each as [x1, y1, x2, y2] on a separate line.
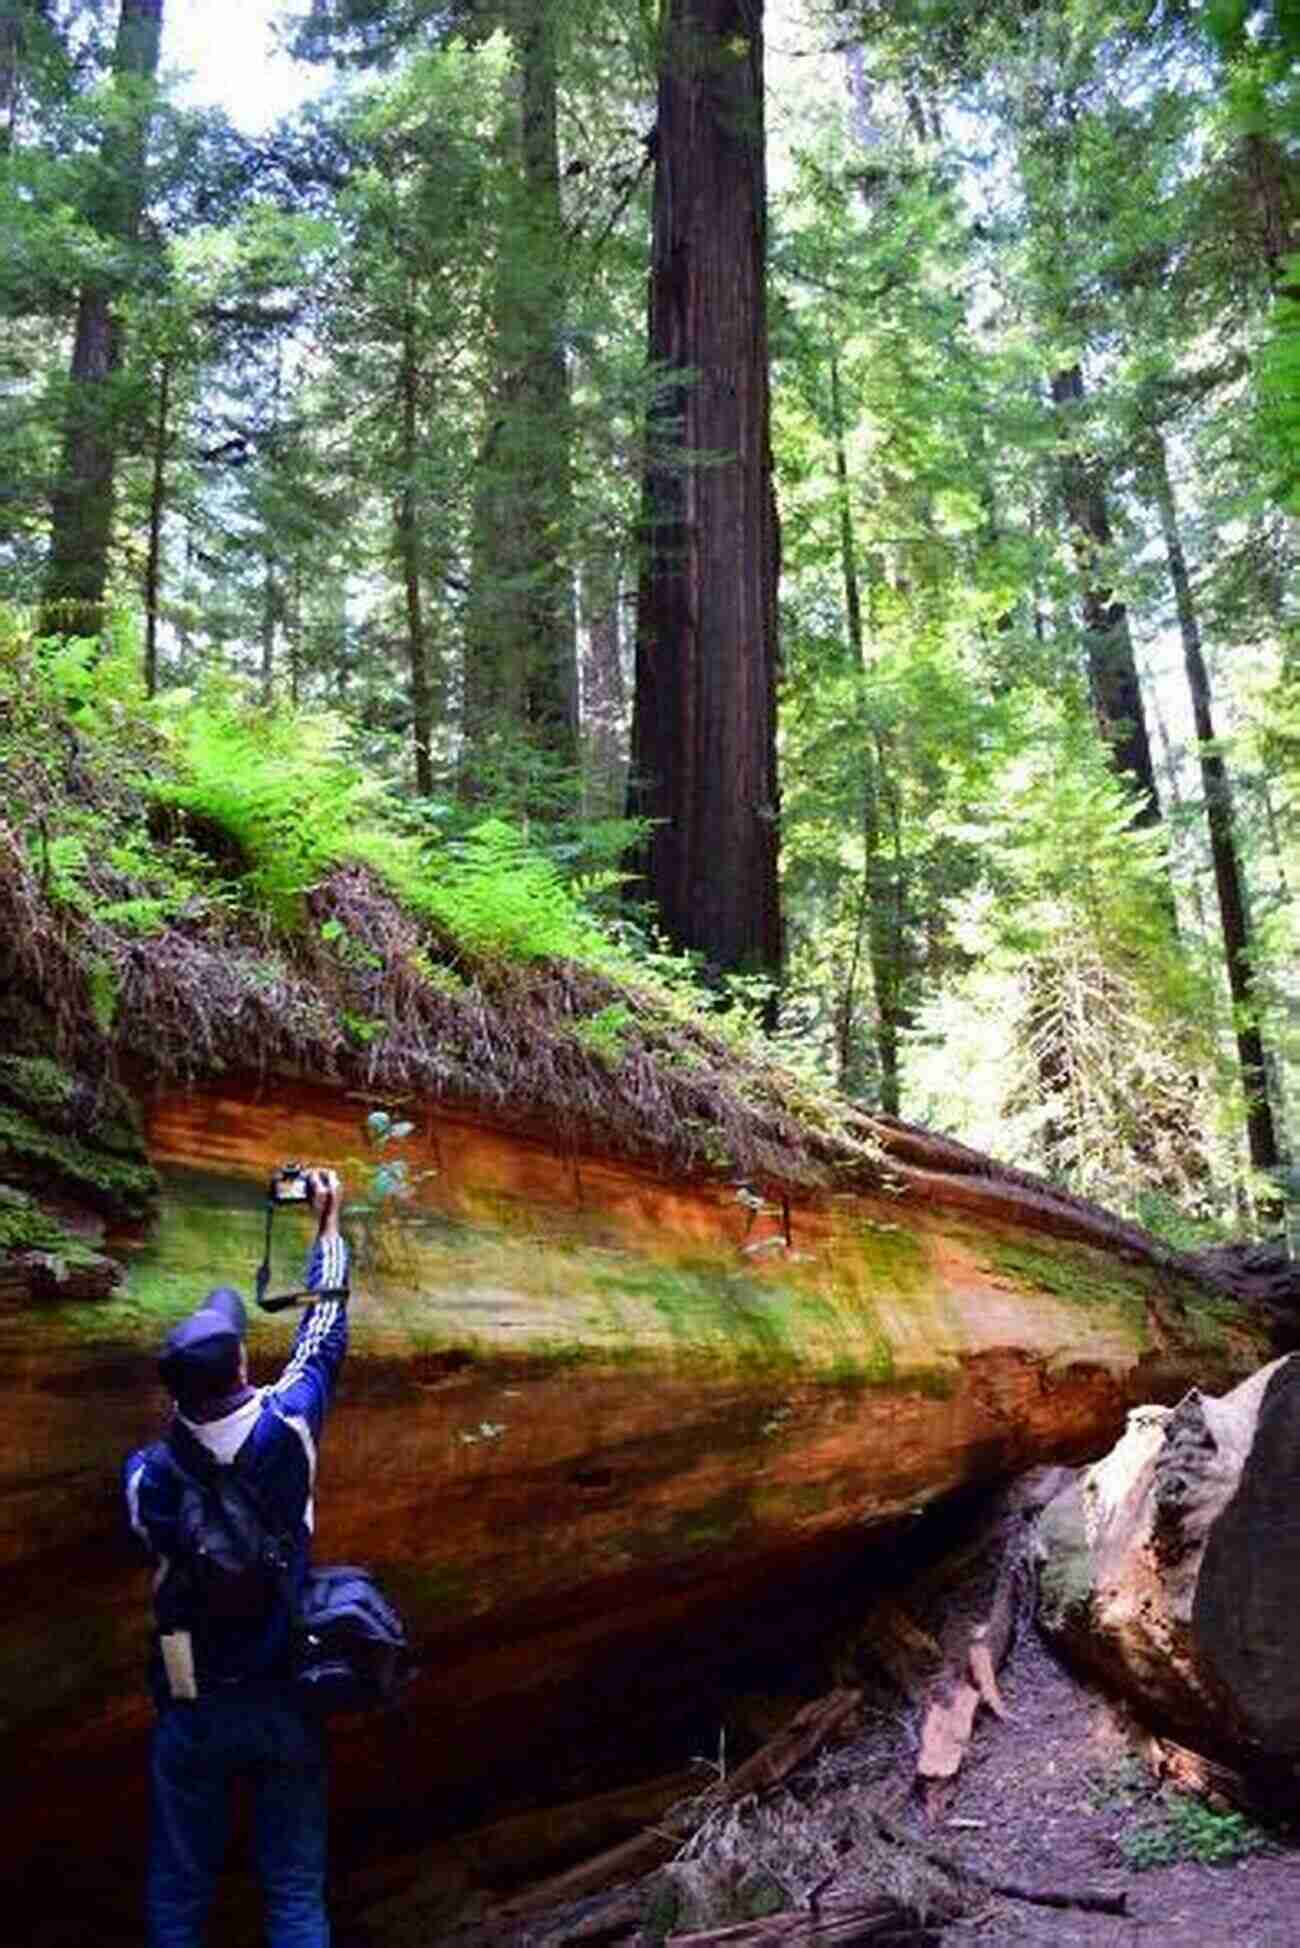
[158, 1287, 247, 1411]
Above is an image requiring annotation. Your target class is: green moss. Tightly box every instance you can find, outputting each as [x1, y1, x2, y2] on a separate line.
[855, 1218, 930, 1297]
[991, 1237, 1151, 1315]
[0, 1184, 105, 1267]
[0, 1054, 73, 1113]
[0, 1055, 144, 1160]
[1180, 1289, 1240, 1349]
[0, 1104, 157, 1218]
[590, 1257, 804, 1369]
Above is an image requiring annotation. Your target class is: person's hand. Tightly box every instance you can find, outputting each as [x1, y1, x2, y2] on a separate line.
[309, 1169, 342, 1221]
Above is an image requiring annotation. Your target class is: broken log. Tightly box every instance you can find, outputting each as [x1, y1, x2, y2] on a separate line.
[911, 1470, 1067, 1813]
[1038, 1353, 1300, 1788]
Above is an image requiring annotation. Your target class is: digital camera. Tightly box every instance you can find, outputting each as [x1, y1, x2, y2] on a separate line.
[269, 1163, 316, 1204]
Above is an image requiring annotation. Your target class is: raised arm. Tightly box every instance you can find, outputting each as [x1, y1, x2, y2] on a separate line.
[271, 1170, 350, 1441]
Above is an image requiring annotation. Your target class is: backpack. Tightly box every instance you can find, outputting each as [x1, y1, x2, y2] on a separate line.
[168, 1429, 295, 1626]
[165, 1426, 409, 1715]
[294, 1565, 411, 1716]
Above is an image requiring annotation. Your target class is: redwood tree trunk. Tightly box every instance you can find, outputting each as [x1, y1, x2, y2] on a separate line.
[628, 0, 781, 984]
[1051, 365, 1161, 827]
[42, 0, 164, 634]
[1148, 432, 1281, 1179]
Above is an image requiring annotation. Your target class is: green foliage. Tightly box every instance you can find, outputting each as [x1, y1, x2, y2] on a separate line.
[1120, 1790, 1272, 1869]
[571, 1003, 633, 1066]
[0, 1056, 73, 1115]
[346, 1108, 436, 1278]
[151, 693, 613, 961]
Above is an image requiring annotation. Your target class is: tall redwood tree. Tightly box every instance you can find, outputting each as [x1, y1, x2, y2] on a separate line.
[628, 0, 781, 983]
[43, 0, 164, 634]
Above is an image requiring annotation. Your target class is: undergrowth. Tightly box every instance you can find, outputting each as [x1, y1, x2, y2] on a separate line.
[0, 607, 884, 1190]
[1119, 1789, 1273, 1870]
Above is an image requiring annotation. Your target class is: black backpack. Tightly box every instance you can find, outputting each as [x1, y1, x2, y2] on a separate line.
[165, 1427, 409, 1714]
[295, 1565, 410, 1715]
[168, 1427, 294, 1625]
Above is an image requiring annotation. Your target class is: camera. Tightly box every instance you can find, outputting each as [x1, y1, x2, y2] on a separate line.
[269, 1163, 315, 1204]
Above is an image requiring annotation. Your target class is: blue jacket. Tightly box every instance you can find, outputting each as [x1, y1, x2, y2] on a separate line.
[123, 1233, 350, 1700]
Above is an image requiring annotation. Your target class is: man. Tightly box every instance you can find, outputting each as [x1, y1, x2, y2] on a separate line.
[123, 1169, 349, 1948]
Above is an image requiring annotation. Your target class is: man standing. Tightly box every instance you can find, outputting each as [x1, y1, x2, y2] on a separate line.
[123, 1169, 349, 1948]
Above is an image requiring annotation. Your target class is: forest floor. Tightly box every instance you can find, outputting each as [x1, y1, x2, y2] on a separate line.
[505, 1622, 1300, 1948]
[911, 1629, 1299, 1948]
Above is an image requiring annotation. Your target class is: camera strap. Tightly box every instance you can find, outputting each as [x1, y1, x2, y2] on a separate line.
[255, 1197, 350, 1313]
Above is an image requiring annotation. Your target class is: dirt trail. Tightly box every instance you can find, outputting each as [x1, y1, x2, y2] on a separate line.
[894, 1629, 1300, 1948]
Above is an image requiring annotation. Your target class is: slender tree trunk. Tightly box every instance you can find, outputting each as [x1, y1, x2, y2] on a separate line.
[260, 552, 276, 705]
[0, 1, 31, 153]
[870, 733, 908, 1117]
[830, 345, 905, 1108]
[1148, 680, 1214, 945]
[397, 308, 433, 798]
[1051, 365, 1161, 826]
[830, 350, 864, 662]
[579, 559, 626, 818]
[465, 0, 576, 782]
[1147, 432, 1281, 1179]
[627, 0, 782, 985]
[288, 561, 302, 710]
[143, 355, 171, 697]
[42, 0, 164, 634]
[1239, 129, 1300, 292]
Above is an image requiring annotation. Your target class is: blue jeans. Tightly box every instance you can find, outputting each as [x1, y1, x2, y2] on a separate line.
[147, 1682, 329, 1948]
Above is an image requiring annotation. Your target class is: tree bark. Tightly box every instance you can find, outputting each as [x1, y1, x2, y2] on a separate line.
[260, 549, 277, 705]
[627, 0, 782, 986]
[398, 306, 434, 797]
[464, 0, 577, 784]
[579, 558, 627, 818]
[1050, 365, 1161, 826]
[143, 355, 171, 697]
[1147, 432, 1281, 1179]
[42, 0, 164, 635]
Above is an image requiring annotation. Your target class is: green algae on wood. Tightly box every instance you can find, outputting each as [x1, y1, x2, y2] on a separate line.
[990, 1237, 1155, 1316]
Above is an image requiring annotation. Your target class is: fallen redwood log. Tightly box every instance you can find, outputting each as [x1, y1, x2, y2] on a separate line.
[1038, 1352, 1300, 1793]
[0, 1073, 1274, 1945]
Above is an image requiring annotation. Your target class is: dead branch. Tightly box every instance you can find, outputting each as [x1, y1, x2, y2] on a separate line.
[869, 1810, 1126, 1918]
[664, 1895, 941, 1943]
[484, 1690, 863, 1926]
